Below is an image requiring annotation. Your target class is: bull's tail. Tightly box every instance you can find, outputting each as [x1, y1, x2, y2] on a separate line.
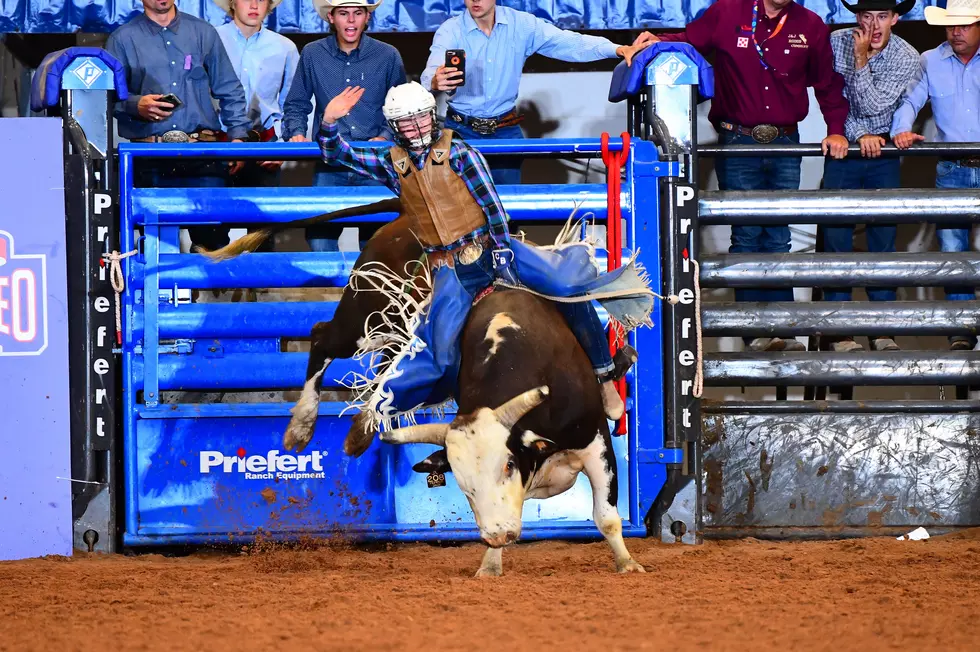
[196, 198, 402, 262]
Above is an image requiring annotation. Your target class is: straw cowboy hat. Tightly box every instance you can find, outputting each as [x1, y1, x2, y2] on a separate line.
[924, 0, 980, 25]
[213, 0, 285, 16]
[840, 0, 915, 15]
[313, 0, 382, 22]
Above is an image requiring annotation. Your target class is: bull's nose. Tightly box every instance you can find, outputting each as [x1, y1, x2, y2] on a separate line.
[481, 531, 519, 548]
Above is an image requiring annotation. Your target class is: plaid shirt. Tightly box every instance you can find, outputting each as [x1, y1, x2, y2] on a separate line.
[830, 29, 919, 142]
[317, 121, 509, 251]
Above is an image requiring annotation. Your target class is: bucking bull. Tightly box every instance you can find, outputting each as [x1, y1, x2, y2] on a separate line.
[203, 200, 645, 576]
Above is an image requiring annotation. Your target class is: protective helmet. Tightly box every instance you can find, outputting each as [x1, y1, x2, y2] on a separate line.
[383, 82, 438, 150]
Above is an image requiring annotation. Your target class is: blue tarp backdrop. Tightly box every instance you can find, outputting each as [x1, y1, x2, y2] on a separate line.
[1, 0, 942, 35]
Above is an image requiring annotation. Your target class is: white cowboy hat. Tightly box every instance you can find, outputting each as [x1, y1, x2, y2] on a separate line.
[213, 0, 285, 16]
[313, 0, 382, 22]
[924, 0, 980, 25]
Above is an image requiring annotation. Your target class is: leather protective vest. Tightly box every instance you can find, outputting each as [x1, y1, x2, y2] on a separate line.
[389, 130, 488, 249]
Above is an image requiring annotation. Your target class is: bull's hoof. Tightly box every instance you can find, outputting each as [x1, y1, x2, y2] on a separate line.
[283, 422, 314, 453]
[343, 412, 377, 457]
[474, 566, 503, 578]
[616, 558, 646, 574]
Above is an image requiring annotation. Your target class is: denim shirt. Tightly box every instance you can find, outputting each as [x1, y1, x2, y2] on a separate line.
[105, 12, 250, 140]
[282, 35, 406, 141]
[216, 22, 299, 135]
[892, 42, 980, 142]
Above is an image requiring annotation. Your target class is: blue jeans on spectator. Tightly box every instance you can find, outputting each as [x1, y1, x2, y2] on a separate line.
[444, 118, 524, 186]
[715, 130, 801, 344]
[935, 160, 978, 347]
[137, 160, 230, 251]
[230, 159, 282, 253]
[308, 163, 384, 252]
[821, 157, 899, 302]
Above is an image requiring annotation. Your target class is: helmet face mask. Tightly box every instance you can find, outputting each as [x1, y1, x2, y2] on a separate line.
[383, 82, 439, 150]
[389, 109, 437, 149]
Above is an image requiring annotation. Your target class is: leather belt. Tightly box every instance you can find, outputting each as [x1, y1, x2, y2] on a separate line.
[719, 121, 798, 144]
[425, 235, 490, 268]
[130, 128, 227, 143]
[943, 156, 980, 168]
[446, 108, 524, 136]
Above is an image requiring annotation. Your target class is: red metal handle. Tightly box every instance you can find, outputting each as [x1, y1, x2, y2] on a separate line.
[601, 133, 630, 435]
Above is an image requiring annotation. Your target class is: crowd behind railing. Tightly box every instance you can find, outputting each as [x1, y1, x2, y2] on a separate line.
[52, 0, 980, 354]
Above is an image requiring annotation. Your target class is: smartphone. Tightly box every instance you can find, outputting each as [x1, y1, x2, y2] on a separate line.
[158, 93, 183, 110]
[445, 49, 466, 86]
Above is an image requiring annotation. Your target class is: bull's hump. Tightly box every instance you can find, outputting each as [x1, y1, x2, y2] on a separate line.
[482, 313, 522, 363]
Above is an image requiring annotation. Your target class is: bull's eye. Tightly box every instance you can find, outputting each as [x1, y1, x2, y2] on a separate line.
[505, 458, 517, 475]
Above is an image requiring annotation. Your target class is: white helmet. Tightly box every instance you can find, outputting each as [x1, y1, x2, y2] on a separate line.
[383, 82, 438, 149]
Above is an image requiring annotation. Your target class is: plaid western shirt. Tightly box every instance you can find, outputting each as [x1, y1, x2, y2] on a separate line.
[317, 120, 509, 251]
[830, 29, 919, 142]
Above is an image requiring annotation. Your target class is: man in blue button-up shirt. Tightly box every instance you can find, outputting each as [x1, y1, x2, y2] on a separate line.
[106, 0, 250, 252]
[216, 0, 299, 191]
[282, 0, 406, 253]
[420, 0, 645, 186]
[892, 0, 980, 350]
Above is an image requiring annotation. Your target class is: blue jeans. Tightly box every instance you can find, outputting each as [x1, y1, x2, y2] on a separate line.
[935, 161, 978, 302]
[821, 157, 899, 302]
[308, 164, 384, 252]
[715, 131, 801, 306]
[444, 117, 524, 186]
[230, 160, 282, 253]
[137, 161, 230, 251]
[716, 130, 801, 346]
[455, 249, 613, 377]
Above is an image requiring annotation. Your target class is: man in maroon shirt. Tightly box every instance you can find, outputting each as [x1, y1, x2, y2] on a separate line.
[636, 0, 850, 352]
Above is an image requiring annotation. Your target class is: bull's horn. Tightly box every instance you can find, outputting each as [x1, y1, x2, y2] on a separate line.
[379, 423, 449, 446]
[494, 386, 550, 429]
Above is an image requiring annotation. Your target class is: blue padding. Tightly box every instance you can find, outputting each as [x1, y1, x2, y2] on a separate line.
[30, 47, 128, 112]
[608, 42, 715, 103]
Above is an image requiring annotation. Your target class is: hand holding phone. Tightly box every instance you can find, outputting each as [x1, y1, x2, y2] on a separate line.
[158, 93, 183, 109]
[443, 49, 466, 87]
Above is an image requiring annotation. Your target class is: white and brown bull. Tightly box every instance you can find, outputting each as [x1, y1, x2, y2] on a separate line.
[383, 287, 645, 576]
[202, 202, 644, 576]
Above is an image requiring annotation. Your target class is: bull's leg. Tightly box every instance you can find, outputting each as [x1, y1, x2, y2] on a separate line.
[581, 431, 646, 573]
[283, 322, 337, 452]
[475, 546, 503, 578]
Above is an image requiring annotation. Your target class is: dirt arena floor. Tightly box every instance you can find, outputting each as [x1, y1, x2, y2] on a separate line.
[2, 530, 979, 651]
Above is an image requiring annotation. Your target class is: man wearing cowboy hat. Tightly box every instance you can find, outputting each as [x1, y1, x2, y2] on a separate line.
[282, 0, 406, 254]
[106, 0, 250, 253]
[892, 0, 980, 351]
[632, 0, 851, 353]
[821, 0, 918, 354]
[215, 0, 299, 195]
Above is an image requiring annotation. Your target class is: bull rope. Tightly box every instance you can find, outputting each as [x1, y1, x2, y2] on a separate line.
[101, 249, 140, 346]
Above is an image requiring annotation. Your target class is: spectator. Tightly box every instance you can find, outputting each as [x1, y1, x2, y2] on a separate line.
[106, 0, 250, 252]
[215, 0, 299, 198]
[282, 0, 406, 253]
[419, 0, 647, 186]
[822, 0, 918, 353]
[635, 0, 850, 352]
[892, 0, 980, 350]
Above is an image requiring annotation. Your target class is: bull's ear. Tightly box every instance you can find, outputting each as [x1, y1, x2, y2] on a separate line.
[521, 431, 555, 454]
[412, 449, 451, 474]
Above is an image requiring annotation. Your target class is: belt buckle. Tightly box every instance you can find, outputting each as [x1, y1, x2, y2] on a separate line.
[161, 130, 190, 143]
[457, 242, 483, 265]
[750, 124, 778, 144]
[470, 117, 497, 136]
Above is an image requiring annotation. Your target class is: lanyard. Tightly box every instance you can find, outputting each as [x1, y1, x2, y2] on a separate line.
[751, 1, 788, 71]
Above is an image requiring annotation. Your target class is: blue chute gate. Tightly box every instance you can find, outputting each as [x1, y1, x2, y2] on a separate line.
[116, 138, 677, 546]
